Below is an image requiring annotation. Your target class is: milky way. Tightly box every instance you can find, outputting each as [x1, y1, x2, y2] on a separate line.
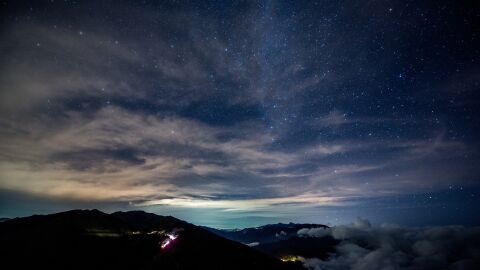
[0, 0, 479, 228]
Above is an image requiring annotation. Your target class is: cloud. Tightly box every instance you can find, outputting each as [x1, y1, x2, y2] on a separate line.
[298, 227, 331, 238]
[0, 24, 143, 114]
[298, 218, 480, 270]
[0, 105, 349, 208]
[0, 9, 267, 118]
[315, 110, 349, 128]
[0, 104, 475, 210]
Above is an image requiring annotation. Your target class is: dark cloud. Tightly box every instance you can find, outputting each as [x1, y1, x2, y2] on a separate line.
[298, 218, 480, 270]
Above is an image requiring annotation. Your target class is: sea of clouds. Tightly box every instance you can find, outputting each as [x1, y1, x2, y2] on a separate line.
[297, 218, 480, 270]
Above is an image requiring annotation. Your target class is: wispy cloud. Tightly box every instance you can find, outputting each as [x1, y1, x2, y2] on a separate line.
[0, 105, 473, 208]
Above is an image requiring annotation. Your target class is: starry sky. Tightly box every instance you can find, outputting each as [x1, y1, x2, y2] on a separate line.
[0, 0, 479, 228]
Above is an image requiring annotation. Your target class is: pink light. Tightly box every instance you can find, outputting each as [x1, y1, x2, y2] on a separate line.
[161, 233, 178, 249]
[161, 239, 172, 249]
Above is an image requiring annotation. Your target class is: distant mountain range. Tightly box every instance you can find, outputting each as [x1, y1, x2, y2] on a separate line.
[0, 210, 312, 270]
[205, 223, 337, 261]
[0, 217, 10, 222]
[205, 222, 328, 244]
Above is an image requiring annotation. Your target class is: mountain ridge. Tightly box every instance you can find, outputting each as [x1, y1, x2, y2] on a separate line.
[0, 209, 303, 270]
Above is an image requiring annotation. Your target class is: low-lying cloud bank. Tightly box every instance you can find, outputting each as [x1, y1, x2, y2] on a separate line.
[298, 218, 480, 270]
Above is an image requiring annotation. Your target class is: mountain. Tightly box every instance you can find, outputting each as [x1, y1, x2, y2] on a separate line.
[206, 223, 337, 261]
[0, 210, 303, 270]
[255, 236, 338, 260]
[205, 222, 328, 244]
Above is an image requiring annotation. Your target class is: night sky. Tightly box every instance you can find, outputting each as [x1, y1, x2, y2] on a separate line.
[1, 0, 479, 228]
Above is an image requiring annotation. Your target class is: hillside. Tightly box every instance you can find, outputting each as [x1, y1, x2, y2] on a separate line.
[0, 210, 302, 270]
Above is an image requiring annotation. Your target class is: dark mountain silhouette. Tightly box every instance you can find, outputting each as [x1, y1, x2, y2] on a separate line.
[205, 222, 328, 244]
[206, 223, 337, 261]
[112, 211, 186, 230]
[255, 236, 338, 260]
[0, 217, 10, 222]
[0, 210, 303, 270]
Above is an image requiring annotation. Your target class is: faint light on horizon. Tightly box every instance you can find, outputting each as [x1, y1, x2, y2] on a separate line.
[280, 255, 303, 262]
[136, 193, 347, 211]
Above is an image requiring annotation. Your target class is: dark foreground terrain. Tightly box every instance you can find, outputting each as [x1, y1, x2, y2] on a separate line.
[0, 210, 303, 270]
[206, 223, 337, 260]
[3, 210, 477, 270]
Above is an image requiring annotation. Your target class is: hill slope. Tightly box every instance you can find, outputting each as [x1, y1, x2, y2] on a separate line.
[0, 210, 302, 270]
[205, 223, 328, 244]
[206, 223, 337, 261]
